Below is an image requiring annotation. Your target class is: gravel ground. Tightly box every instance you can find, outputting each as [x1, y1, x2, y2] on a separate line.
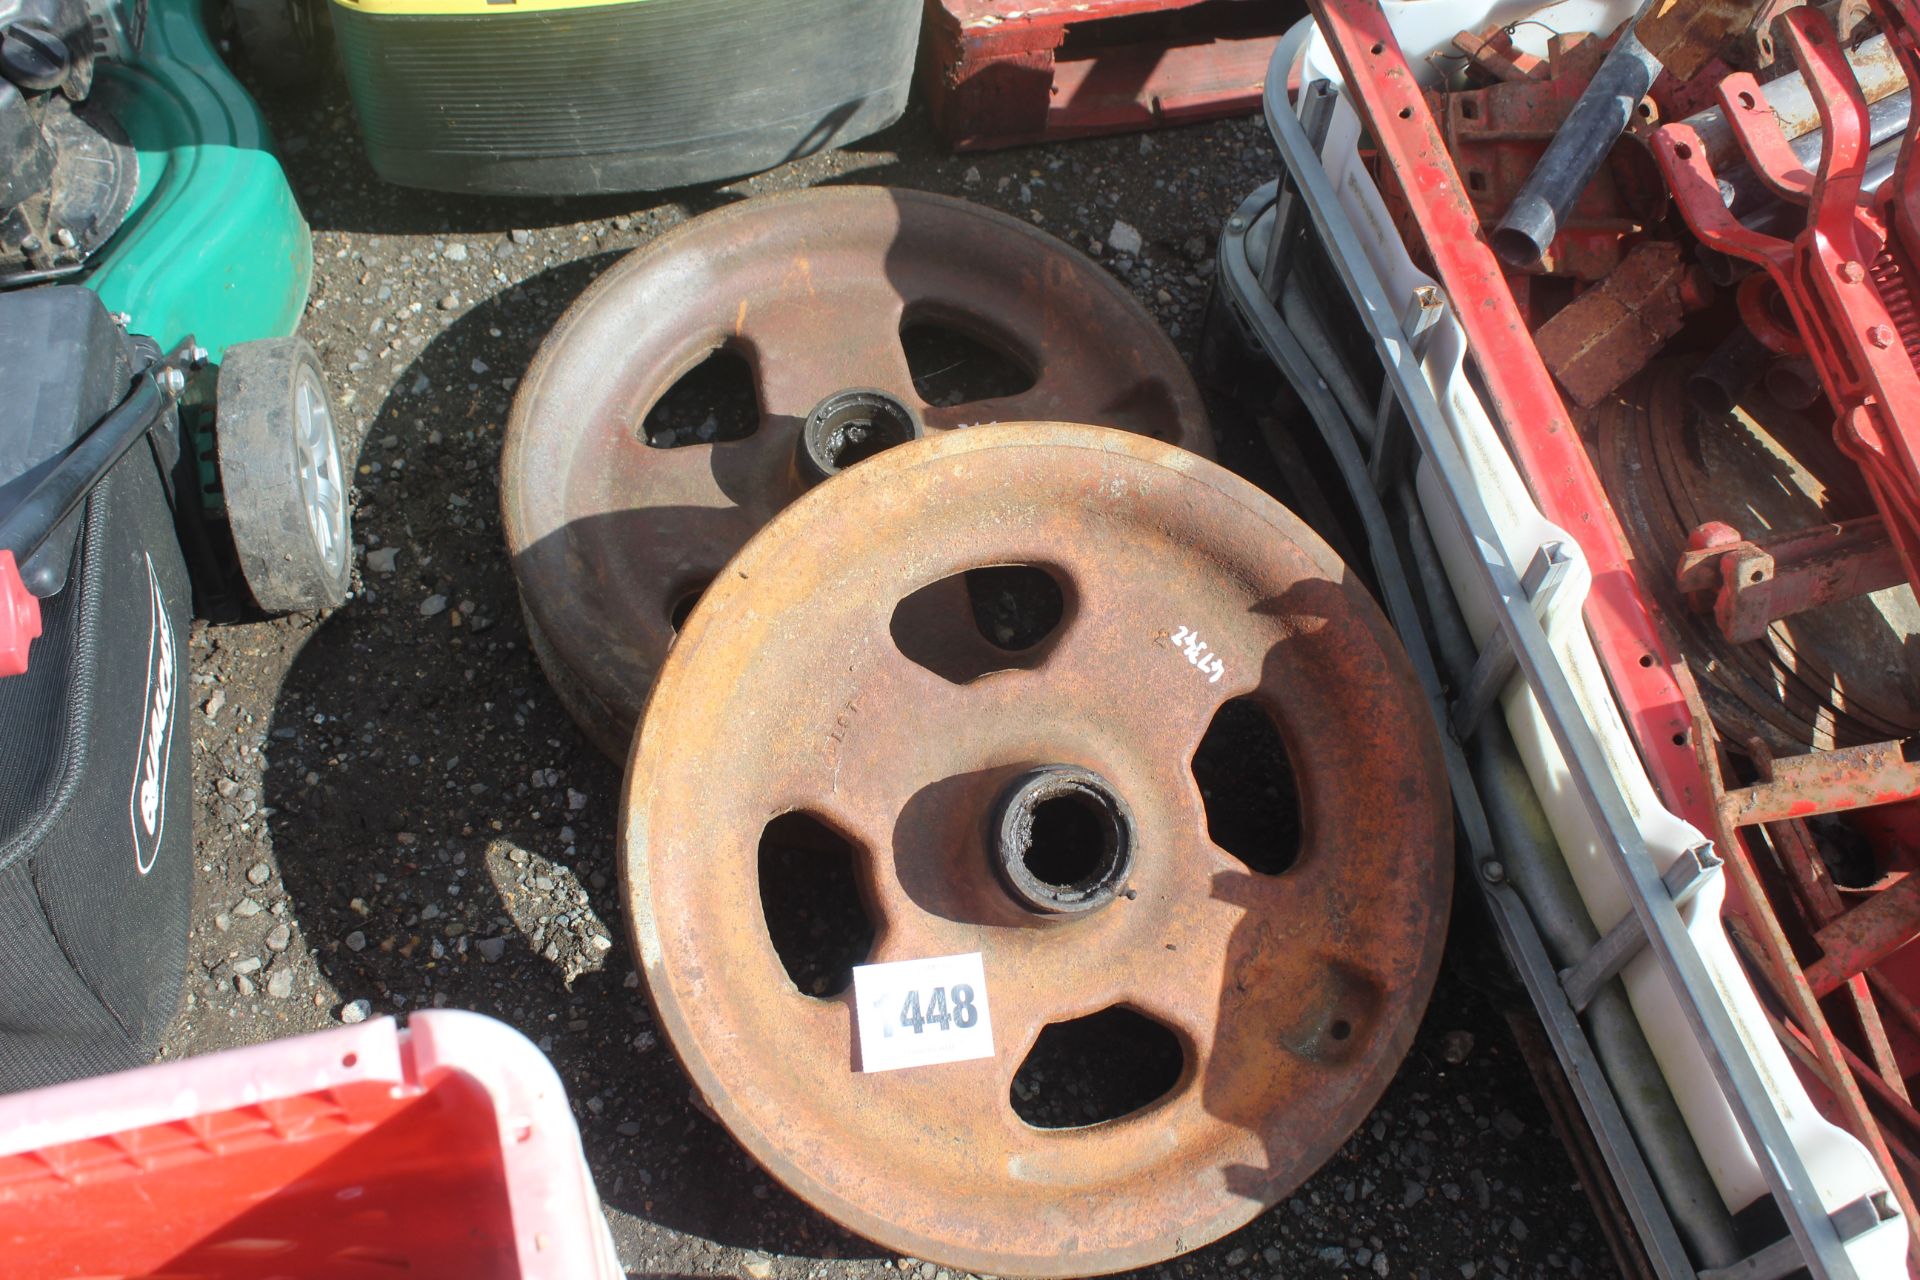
[167, 57, 1618, 1280]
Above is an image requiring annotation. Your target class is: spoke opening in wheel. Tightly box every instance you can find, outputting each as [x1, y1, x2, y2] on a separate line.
[758, 812, 874, 998]
[1192, 697, 1301, 875]
[668, 577, 712, 636]
[1011, 1006, 1185, 1129]
[901, 313, 1036, 407]
[890, 564, 1067, 684]
[642, 344, 759, 448]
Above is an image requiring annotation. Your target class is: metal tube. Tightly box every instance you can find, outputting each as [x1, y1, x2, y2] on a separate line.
[1279, 271, 1375, 439]
[1689, 328, 1772, 417]
[1764, 355, 1825, 409]
[1493, 28, 1666, 269]
[1682, 32, 1903, 174]
[0, 373, 170, 568]
[1718, 90, 1911, 215]
[1700, 134, 1904, 285]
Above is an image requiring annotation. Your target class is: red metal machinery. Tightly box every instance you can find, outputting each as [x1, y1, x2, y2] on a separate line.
[919, 0, 1294, 151]
[1305, 0, 1920, 1265]
[1654, 2, 1920, 600]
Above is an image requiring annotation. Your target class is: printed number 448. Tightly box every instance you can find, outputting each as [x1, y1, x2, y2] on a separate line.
[899, 984, 978, 1034]
[1170, 625, 1226, 684]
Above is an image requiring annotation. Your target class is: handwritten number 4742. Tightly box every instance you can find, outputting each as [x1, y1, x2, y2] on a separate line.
[1170, 626, 1225, 683]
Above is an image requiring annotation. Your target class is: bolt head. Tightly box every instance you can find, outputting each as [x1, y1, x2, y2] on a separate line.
[157, 367, 186, 395]
[1871, 324, 1897, 349]
[1480, 860, 1506, 884]
[20, 236, 40, 254]
[51, 227, 75, 248]
[1229, 216, 1245, 229]
[1841, 260, 1866, 283]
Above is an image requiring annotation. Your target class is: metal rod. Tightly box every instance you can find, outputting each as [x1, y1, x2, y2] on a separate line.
[1452, 542, 1571, 739]
[1493, 27, 1665, 269]
[1561, 846, 1722, 1013]
[0, 369, 175, 573]
[1699, 1198, 1887, 1280]
[1262, 79, 1339, 299]
[1682, 32, 1903, 175]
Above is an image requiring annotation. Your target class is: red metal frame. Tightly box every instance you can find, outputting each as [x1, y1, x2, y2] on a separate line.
[1305, 0, 1920, 1262]
[1651, 3, 1920, 598]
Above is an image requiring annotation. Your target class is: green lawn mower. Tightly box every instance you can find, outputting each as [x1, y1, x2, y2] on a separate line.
[0, 0, 346, 1088]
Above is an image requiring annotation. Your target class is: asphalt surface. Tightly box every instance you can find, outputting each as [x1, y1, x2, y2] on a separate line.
[170, 51, 1619, 1280]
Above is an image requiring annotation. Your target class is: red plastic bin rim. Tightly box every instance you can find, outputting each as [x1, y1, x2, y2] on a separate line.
[0, 1010, 621, 1280]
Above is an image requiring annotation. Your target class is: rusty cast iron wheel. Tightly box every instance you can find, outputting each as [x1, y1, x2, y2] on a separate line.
[502, 187, 1211, 757]
[625, 424, 1451, 1277]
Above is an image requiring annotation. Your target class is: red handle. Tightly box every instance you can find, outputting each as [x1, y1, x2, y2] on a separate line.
[0, 550, 41, 677]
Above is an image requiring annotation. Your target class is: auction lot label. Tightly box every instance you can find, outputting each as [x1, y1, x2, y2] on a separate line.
[852, 952, 995, 1072]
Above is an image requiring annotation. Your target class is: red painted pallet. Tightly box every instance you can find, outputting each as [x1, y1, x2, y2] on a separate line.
[919, 0, 1297, 151]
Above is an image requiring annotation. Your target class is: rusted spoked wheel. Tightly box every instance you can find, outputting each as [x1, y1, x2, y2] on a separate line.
[502, 187, 1211, 757]
[626, 424, 1451, 1277]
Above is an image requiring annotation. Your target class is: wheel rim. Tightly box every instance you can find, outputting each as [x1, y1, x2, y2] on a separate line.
[626, 424, 1451, 1277]
[292, 363, 347, 580]
[503, 186, 1211, 756]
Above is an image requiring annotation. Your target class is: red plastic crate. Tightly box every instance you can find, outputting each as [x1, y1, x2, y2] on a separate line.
[0, 1011, 621, 1280]
[920, 0, 1295, 151]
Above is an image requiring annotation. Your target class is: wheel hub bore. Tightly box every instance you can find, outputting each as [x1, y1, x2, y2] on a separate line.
[625, 424, 1451, 1277]
[992, 765, 1136, 916]
[503, 187, 1212, 757]
[801, 388, 922, 482]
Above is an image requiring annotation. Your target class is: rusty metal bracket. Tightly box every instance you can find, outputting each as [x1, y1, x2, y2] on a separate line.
[1806, 873, 1920, 996]
[1453, 24, 1547, 83]
[1721, 738, 1920, 826]
[1533, 240, 1713, 406]
[1561, 844, 1723, 1013]
[1674, 516, 1908, 644]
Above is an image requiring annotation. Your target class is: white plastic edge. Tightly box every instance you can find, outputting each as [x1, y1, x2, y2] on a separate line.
[1295, 11, 1905, 1274]
[408, 1010, 625, 1280]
